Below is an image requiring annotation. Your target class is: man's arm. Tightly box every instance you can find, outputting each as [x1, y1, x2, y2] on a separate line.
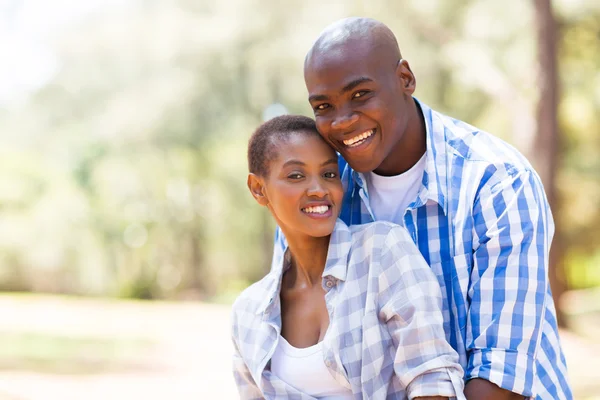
[467, 168, 553, 398]
[465, 379, 524, 400]
[379, 227, 465, 399]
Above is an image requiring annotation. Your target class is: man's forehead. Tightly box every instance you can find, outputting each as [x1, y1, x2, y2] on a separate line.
[305, 50, 377, 91]
[308, 37, 371, 66]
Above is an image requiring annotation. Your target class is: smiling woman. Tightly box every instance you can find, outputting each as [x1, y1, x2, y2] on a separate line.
[231, 114, 466, 399]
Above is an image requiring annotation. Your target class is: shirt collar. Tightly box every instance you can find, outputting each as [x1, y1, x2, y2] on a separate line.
[323, 219, 352, 282]
[351, 98, 448, 215]
[254, 219, 352, 315]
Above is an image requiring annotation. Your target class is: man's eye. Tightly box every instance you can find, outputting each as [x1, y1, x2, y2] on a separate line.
[315, 104, 329, 111]
[323, 172, 337, 179]
[353, 91, 368, 99]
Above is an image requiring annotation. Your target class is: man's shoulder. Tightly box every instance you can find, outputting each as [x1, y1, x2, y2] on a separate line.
[432, 108, 533, 173]
[427, 107, 544, 198]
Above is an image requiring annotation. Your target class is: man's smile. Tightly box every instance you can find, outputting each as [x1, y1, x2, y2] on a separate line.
[342, 128, 375, 147]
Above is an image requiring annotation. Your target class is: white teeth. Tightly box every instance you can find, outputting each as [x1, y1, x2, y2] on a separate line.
[303, 205, 329, 214]
[343, 129, 374, 147]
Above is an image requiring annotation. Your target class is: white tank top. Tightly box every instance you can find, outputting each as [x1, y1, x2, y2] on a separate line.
[270, 336, 353, 399]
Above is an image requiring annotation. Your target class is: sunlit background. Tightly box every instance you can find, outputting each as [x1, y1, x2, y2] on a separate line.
[0, 0, 599, 399]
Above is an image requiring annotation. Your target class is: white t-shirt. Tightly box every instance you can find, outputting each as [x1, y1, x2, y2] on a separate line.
[365, 154, 426, 225]
[270, 336, 353, 399]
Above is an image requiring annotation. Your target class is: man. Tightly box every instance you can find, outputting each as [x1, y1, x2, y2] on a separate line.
[273, 17, 572, 399]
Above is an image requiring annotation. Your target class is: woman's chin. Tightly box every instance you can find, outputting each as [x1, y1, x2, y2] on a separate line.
[304, 223, 336, 238]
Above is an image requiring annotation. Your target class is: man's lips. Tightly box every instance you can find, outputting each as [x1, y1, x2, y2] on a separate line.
[342, 128, 375, 147]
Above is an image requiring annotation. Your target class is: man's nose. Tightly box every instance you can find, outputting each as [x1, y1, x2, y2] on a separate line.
[331, 111, 358, 131]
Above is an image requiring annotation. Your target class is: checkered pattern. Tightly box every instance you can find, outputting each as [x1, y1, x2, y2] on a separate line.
[232, 220, 465, 399]
[273, 99, 571, 399]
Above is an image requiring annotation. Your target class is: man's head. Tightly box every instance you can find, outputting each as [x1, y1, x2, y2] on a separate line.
[304, 17, 420, 176]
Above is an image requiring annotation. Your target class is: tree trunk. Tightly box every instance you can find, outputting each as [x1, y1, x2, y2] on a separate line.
[532, 0, 566, 326]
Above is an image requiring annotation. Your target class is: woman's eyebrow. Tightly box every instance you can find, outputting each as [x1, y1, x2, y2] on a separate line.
[321, 157, 338, 166]
[282, 159, 305, 168]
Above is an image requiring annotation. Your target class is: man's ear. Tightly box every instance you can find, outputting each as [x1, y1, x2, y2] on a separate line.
[247, 173, 269, 206]
[396, 59, 416, 94]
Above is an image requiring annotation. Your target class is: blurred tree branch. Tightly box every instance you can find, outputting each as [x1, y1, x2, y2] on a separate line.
[532, 0, 565, 325]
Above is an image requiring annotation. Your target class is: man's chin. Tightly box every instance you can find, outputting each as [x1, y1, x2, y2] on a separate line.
[343, 157, 380, 174]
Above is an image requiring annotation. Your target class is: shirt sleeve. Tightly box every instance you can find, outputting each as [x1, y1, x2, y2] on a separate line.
[231, 311, 265, 400]
[379, 226, 466, 400]
[468, 168, 553, 397]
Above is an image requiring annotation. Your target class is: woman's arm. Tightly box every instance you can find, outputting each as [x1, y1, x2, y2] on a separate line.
[232, 339, 265, 400]
[231, 308, 265, 400]
[378, 226, 466, 400]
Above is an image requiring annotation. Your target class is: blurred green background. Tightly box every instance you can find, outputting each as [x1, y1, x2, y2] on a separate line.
[0, 0, 599, 399]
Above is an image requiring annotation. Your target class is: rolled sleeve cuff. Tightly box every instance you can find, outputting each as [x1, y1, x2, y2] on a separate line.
[407, 369, 465, 400]
[467, 348, 535, 397]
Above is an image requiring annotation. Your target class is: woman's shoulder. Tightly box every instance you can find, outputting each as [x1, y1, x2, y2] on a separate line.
[348, 220, 414, 248]
[231, 272, 278, 319]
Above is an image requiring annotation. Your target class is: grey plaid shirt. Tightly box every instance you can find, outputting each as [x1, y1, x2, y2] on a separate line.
[231, 220, 465, 399]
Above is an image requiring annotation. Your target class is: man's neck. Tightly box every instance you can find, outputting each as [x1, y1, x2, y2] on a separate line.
[374, 98, 426, 176]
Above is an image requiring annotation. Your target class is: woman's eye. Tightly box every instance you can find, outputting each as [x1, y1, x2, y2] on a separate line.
[323, 172, 337, 179]
[288, 173, 303, 180]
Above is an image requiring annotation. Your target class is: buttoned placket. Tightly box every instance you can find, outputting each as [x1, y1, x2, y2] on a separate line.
[324, 277, 353, 392]
[323, 276, 335, 375]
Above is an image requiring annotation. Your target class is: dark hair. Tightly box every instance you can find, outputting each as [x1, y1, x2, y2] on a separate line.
[247, 115, 321, 177]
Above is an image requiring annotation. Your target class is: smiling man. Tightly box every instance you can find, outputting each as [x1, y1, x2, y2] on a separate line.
[273, 17, 572, 399]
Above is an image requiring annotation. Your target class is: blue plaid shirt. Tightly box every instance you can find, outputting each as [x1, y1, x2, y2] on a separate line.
[232, 220, 465, 399]
[272, 100, 571, 399]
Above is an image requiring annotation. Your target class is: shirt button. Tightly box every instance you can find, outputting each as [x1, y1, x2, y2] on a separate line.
[325, 280, 334, 288]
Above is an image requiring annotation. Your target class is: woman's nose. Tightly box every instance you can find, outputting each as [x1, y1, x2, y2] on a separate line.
[306, 178, 327, 197]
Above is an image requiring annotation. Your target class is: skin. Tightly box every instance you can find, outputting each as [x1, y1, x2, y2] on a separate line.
[305, 17, 425, 177]
[304, 17, 525, 400]
[248, 131, 452, 399]
[247, 131, 343, 348]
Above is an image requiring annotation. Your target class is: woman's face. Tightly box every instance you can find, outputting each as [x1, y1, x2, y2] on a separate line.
[251, 131, 343, 239]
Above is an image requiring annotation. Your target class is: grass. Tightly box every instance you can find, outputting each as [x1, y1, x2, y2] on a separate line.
[0, 331, 156, 374]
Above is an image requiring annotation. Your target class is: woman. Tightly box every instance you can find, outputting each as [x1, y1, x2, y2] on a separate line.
[232, 115, 465, 399]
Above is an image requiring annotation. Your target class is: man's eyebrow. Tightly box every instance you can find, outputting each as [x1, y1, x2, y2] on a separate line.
[308, 94, 328, 103]
[341, 77, 373, 94]
[308, 77, 373, 103]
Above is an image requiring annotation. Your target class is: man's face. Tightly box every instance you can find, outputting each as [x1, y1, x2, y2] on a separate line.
[304, 45, 412, 174]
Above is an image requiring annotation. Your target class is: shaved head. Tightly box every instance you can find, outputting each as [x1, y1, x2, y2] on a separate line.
[305, 17, 401, 72]
[303, 18, 424, 176]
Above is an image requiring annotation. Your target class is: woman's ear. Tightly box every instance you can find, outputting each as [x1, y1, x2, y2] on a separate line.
[247, 173, 269, 206]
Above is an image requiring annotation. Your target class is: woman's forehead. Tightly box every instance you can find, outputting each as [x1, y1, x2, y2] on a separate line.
[272, 132, 335, 161]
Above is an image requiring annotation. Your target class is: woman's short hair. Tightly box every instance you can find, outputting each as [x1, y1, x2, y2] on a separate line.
[247, 115, 320, 177]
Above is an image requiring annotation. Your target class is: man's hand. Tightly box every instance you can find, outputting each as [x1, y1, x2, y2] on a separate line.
[465, 379, 524, 400]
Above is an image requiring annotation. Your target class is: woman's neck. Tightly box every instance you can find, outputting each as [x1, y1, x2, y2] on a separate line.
[282, 231, 330, 288]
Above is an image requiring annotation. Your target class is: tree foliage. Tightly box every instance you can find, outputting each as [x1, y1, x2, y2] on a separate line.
[0, 0, 598, 301]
